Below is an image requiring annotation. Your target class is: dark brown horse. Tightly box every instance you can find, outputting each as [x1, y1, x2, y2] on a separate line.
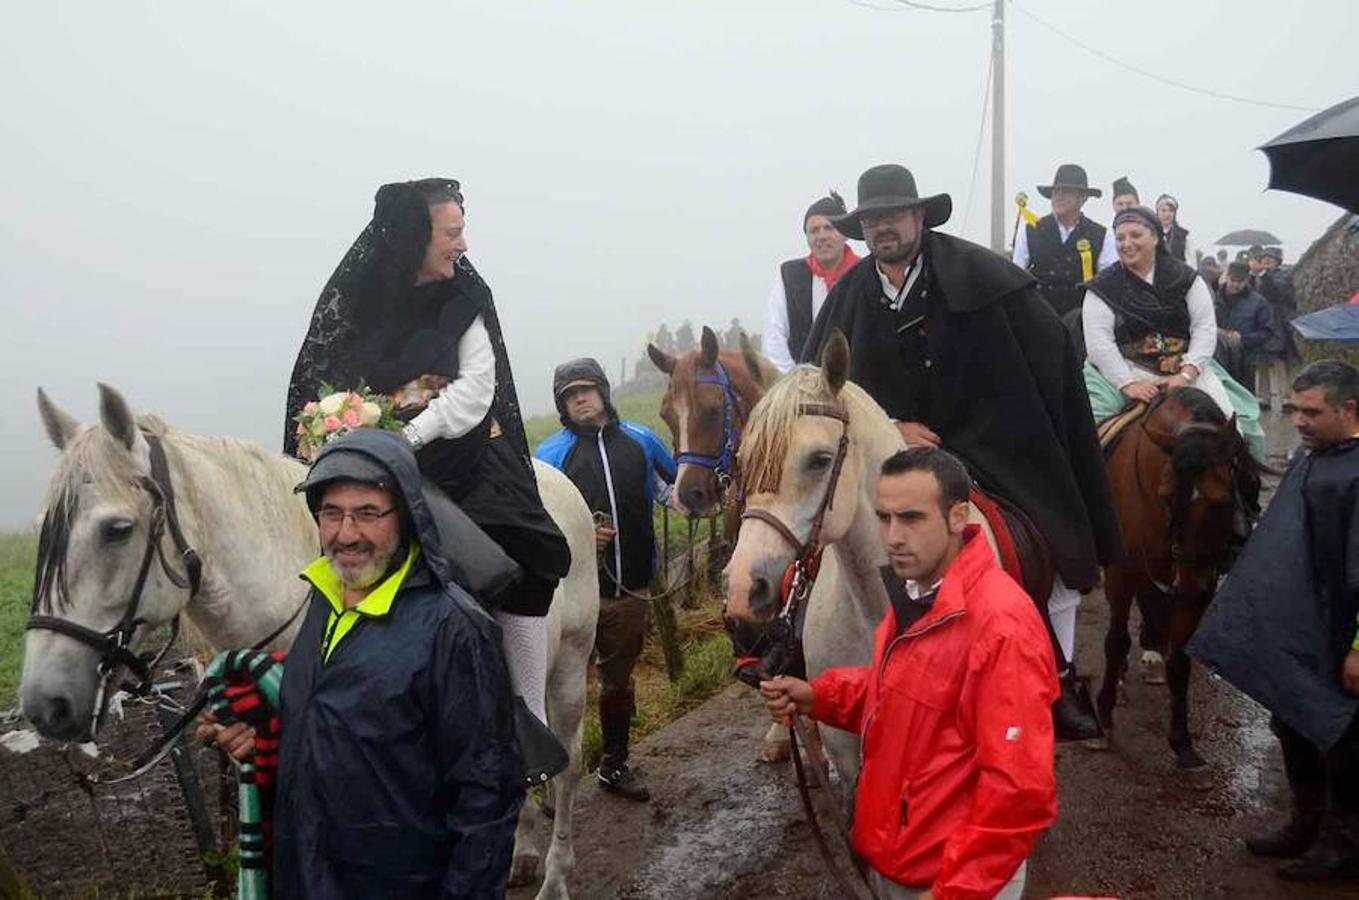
[647, 325, 777, 519]
[1096, 387, 1262, 775]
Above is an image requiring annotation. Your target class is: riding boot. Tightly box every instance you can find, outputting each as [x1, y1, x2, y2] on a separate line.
[1052, 666, 1103, 742]
[597, 690, 650, 802]
[1246, 782, 1325, 858]
[1276, 805, 1359, 881]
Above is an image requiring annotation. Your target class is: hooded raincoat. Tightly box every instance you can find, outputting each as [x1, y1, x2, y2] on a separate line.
[273, 429, 524, 898]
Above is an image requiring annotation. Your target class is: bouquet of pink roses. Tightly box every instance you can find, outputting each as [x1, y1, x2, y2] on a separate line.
[293, 382, 404, 462]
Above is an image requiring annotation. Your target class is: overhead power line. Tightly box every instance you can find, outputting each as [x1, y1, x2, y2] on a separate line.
[959, 50, 995, 239]
[1009, 2, 1321, 113]
[847, 0, 989, 11]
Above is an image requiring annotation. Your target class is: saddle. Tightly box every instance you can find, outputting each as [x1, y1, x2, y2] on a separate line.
[1097, 401, 1149, 457]
[968, 487, 1054, 604]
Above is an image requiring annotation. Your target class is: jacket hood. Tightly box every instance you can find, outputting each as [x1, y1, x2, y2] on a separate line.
[304, 430, 520, 604]
[552, 357, 619, 427]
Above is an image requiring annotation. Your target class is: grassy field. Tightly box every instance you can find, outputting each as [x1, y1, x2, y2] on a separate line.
[0, 532, 34, 707]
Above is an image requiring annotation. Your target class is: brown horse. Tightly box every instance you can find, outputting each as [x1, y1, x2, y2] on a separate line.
[647, 325, 777, 518]
[1096, 387, 1262, 775]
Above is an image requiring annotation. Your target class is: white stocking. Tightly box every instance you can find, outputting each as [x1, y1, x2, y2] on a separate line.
[496, 611, 549, 725]
[1047, 578, 1081, 669]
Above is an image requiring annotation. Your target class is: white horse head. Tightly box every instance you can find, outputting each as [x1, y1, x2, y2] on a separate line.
[21, 384, 314, 741]
[725, 332, 901, 626]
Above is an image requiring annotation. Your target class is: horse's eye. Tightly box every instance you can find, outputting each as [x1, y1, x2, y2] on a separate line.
[101, 519, 135, 543]
[806, 451, 834, 473]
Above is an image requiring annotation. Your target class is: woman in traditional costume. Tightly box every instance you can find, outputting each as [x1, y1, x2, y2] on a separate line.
[1081, 205, 1266, 460]
[284, 178, 570, 724]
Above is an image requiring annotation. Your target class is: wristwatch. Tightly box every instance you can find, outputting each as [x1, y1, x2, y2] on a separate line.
[402, 423, 424, 450]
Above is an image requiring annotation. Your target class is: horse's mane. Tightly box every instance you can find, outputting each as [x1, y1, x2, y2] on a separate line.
[738, 365, 888, 495]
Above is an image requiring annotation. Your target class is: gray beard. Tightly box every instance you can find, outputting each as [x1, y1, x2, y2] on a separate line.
[325, 543, 400, 591]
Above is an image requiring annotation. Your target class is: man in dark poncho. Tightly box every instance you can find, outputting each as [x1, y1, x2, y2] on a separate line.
[802, 163, 1120, 741]
[1190, 361, 1359, 882]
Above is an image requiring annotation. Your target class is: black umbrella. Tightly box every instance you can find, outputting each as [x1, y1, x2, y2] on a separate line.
[1260, 95, 1359, 213]
[1215, 228, 1284, 246]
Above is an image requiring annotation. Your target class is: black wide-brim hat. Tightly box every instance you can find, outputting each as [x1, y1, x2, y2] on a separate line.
[831, 164, 952, 241]
[1037, 163, 1101, 199]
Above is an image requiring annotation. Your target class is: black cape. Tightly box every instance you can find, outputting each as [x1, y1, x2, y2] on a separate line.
[282, 181, 569, 612]
[802, 230, 1120, 590]
[1188, 438, 1359, 749]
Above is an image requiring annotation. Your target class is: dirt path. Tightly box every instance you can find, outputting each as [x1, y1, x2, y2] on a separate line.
[522, 412, 1359, 899]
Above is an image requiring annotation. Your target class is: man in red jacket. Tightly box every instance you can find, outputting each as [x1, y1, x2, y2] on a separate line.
[761, 446, 1059, 899]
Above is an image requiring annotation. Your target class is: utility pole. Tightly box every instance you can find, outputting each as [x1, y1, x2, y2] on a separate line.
[989, 0, 1006, 253]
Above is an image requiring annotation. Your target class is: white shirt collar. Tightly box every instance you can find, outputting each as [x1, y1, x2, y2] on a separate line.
[876, 257, 924, 310]
[904, 577, 943, 601]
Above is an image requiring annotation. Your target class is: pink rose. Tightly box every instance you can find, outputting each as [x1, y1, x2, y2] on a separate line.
[342, 409, 362, 428]
[348, 393, 365, 409]
[302, 401, 319, 416]
[323, 415, 342, 433]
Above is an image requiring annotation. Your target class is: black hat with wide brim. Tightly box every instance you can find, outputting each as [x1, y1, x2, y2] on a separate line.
[831, 164, 952, 241]
[1037, 163, 1102, 199]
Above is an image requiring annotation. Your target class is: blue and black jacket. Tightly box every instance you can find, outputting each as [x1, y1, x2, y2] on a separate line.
[536, 359, 676, 595]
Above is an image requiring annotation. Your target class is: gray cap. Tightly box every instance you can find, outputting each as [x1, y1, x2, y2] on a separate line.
[293, 447, 395, 511]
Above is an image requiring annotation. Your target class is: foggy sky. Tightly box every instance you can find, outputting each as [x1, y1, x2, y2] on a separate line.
[1, 0, 1354, 526]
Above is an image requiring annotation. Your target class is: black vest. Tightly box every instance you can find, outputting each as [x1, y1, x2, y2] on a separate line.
[1025, 214, 1108, 317]
[1084, 258, 1195, 349]
[1163, 224, 1189, 262]
[780, 258, 815, 363]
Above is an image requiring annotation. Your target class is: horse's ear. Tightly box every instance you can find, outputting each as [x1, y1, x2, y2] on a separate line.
[37, 388, 81, 450]
[739, 332, 765, 389]
[820, 329, 850, 396]
[647, 343, 676, 375]
[97, 383, 141, 452]
[700, 326, 720, 368]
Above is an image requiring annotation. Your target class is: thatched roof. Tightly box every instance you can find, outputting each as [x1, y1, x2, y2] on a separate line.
[1293, 213, 1359, 313]
[1291, 213, 1359, 363]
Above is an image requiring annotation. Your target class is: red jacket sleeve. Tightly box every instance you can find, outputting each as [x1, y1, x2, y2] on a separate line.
[810, 666, 871, 734]
[933, 621, 1058, 900]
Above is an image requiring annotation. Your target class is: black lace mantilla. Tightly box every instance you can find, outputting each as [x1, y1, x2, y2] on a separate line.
[282, 181, 534, 475]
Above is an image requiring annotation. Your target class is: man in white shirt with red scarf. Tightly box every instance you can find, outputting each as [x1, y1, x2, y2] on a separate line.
[764, 192, 861, 373]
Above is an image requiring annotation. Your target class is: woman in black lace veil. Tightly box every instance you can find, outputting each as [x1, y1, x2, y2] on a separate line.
[283, 178, 570, 724]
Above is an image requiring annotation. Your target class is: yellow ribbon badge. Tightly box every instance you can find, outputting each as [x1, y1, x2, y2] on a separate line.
[1076, 238, 1093, 282]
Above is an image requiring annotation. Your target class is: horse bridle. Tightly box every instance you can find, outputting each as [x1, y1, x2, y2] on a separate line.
[675, 361, 744, 493]
[27, 431, 203, 738]
[731, 401, 851, 683]
[729, 400, 877, 900]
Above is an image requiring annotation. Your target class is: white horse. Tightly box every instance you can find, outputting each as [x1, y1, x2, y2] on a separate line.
[723, 336, 903, 787]
[19, 384, 598, 900]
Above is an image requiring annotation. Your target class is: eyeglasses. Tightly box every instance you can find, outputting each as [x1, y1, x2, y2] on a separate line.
[317, 506, 397, 527]
[859, 209, 909, 229]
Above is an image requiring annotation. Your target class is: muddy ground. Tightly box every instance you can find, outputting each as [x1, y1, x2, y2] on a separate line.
[521, 413, 1359, 899]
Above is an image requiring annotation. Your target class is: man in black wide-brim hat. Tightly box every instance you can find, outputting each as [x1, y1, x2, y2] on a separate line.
[802, 163, 1121, 742]
[1013, 163, 1118, 316]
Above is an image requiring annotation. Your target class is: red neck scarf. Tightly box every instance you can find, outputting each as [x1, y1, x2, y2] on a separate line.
[807, 246, 860, 290]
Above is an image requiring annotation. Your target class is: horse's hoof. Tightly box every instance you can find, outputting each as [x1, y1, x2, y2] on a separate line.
[758, 739, 791, 764]
[1141, 650, 1167, 685]
[510, 852, 542, 887]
